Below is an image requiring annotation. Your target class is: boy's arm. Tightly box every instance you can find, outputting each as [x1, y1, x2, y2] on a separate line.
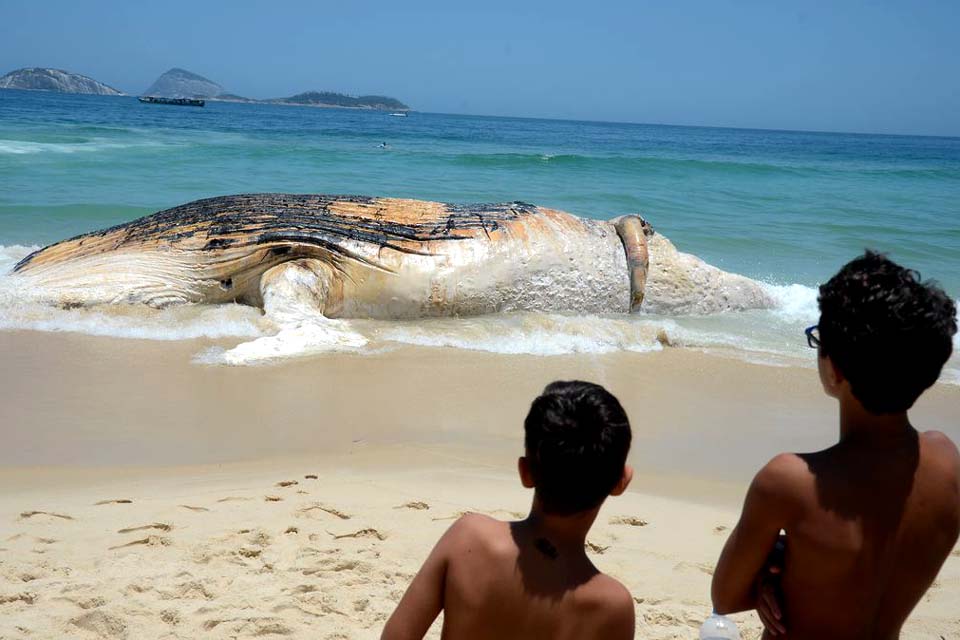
[711, 454, 799, 615]
[381, 519, 461, 640]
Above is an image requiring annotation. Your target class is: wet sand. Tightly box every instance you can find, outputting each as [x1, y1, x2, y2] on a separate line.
[0, 330, 958, 638]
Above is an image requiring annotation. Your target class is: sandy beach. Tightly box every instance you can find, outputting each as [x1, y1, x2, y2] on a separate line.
[1, 331, 958, 639]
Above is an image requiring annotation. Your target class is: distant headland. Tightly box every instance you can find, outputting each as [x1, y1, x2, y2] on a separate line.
[0, 66, 409, 111]
[0, 68, 124, 96]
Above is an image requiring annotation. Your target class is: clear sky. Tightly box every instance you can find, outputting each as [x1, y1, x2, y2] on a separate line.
[1, 0, 958, 136]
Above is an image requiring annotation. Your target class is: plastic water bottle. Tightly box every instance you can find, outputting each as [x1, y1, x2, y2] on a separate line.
[699, 613, 740, 640]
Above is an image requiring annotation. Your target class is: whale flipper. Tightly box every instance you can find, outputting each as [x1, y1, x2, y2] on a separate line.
[259, 259, 342, 322]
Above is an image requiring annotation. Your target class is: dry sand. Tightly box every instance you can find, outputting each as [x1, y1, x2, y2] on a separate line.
[0, 331, 958, 638]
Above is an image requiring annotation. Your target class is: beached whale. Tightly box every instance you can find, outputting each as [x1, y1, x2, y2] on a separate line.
[11, 194, 772, 317]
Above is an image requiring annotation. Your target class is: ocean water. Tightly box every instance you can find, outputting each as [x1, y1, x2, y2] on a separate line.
[1, 89, 958, 377]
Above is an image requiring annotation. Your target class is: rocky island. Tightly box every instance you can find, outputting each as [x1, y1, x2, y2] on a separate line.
[143, 68, 224, 99]
[142, 67, 409, 111]
[0, 68, 124, 95]
[269, 91, 408, 111]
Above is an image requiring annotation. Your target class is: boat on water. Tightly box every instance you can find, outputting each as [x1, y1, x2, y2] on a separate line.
[138, 96, 205, 107]
[389, 112, 408, 117]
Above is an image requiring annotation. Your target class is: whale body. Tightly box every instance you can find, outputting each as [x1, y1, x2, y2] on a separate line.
[11, 194, 773, 318]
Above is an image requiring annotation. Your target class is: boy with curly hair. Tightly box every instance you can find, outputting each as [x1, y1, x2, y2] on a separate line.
[712, 251, 959, 638]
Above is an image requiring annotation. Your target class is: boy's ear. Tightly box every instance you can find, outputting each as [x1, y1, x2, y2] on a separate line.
[819, 353, 846, 397]
[518, 456, 535, 489]
[609, 464, 634, 497]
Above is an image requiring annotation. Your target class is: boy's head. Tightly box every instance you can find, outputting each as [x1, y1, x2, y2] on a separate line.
[817, 251, 957, 414]
[521, 380, 632, 515]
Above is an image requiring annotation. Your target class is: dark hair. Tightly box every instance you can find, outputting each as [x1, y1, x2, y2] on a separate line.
[523, 380, 632, 515]
[818, 251, 957, 414]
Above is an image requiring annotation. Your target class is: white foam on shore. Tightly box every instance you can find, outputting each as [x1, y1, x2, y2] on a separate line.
[369, 314, 664, 356]
[196, 320, 369, 366]
[764, 282, 820, 321]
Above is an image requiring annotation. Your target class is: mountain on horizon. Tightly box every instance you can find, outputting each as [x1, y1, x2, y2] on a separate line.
[143, 68, 224, 98]
[0, 68, 124, 95]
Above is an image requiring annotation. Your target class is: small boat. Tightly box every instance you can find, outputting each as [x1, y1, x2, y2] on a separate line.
[138, 96, 205, 107]
[389, 112, 408, 117]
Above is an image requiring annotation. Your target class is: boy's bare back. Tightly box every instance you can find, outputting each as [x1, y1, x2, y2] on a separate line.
[717, 427, 960, 640]
[768, 429, 960, 639]
[385, 513, 634, 640]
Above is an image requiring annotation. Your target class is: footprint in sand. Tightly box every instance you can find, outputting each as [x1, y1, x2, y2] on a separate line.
[70, 610, 127, 637]
[94, 499, 132, 506]
[216, 496, 253, 503]
[276, 480, 299, 488]
[109, 535, 172, 550]
[585, 541, 609, 554]
[609, 516, 648, 527]
[298, 504, 350, 520]
[117, 523, 173, 534]
[304, 474, 318, 480]
[55, 595, 106, 610]
[0, 592, 37, 605]
[330, 528, 386, 541]
[431, 510, 470, 521]
[713, 525, 729, 534]
[284, 526, 299, 534]
[673, 560, 715, 576]
[394, 501, 430, 510]
[19, 511, 74, 521]
[179, 505, 210, 512]
[264, 495, 283, 502]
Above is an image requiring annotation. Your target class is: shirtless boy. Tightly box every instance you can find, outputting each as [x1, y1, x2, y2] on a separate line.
[712, 251, 960, 639]
[381, 380, 635, 640]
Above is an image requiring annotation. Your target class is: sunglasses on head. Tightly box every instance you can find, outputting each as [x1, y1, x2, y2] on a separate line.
[805, 325, 820, 349]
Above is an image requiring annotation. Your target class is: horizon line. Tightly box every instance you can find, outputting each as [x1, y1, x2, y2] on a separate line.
[2, 86, 959, 140]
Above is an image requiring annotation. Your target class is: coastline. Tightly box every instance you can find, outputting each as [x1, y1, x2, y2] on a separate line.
[1, 329, 958, 638]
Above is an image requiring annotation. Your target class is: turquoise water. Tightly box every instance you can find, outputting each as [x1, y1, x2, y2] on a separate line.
[1, 89, 958, 373]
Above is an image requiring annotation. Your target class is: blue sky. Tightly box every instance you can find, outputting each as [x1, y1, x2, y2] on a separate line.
[1, 0, 958, 135]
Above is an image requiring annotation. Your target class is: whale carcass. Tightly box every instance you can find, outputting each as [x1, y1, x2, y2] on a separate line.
[11, 194, 772, 317]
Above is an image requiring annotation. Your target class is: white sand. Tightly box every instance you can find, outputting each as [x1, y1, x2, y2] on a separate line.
[0, 331, 958, 639]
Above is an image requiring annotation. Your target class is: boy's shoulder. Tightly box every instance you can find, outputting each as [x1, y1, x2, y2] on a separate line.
[753, 452, 815, 495]
[920, 429, 960, 461]
[575, 571, 634, 608]
[443, 512, 515, 554]
[919, 430, 960, 495]
[570, 573, 635, 634]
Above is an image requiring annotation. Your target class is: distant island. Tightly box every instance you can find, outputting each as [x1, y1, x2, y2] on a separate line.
[269, 91, 408, 111]
[0, 68, 124, 95]
[0, 66, 409, 111]
[143, 67, 409, 111]
[144, 68, 223, 100]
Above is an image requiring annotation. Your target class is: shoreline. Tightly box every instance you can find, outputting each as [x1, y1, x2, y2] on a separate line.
[2, 329, 957, 475]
